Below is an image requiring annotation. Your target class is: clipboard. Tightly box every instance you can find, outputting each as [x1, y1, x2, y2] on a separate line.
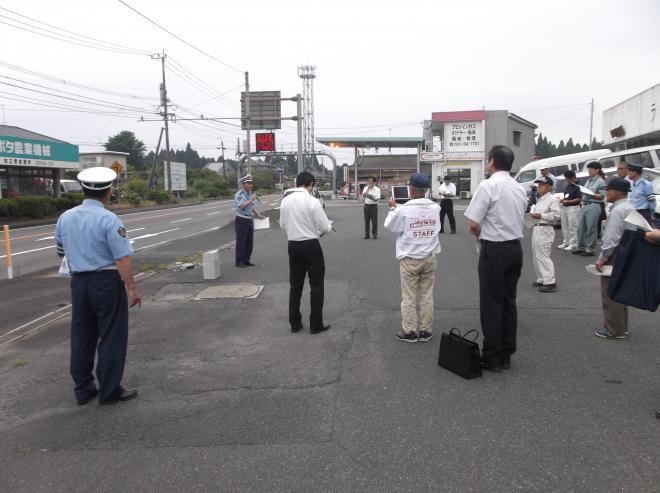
[253, 217, 270, 230]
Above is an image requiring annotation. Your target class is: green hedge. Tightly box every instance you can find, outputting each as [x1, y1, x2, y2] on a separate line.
[0, 193, 83, 218]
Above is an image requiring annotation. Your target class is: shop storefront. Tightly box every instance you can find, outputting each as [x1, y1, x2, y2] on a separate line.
[0, 125, 79, 199]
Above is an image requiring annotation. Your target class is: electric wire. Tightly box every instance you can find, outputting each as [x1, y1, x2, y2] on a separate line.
[0, 6, 151, 55]
[117, 0, 244, 73]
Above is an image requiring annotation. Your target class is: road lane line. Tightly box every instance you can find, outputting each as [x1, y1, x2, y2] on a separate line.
[134, 226, 220, 252]
[0, 244, 55, 259]
[35, 236, 55, 242]
[206, 211, 224, 215]
[170, 217, 192, 224]
[126, 228, 145, 233]
[131, 228, 179, 241]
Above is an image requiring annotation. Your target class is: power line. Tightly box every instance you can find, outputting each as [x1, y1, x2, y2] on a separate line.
[0, 76, 156, 113]
[0, 91, 146, 118]
[117, 0, 244, 73]
[168, 57, 240, 108]
[0, 6, 151, 55]
[0, 59, 159, 101]
[0, 17, 149, 56]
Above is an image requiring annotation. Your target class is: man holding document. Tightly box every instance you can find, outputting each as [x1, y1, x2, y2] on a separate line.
[280, 172, 333, 334]
[594, 177, 635, 339]
[234, 175, 265, 268]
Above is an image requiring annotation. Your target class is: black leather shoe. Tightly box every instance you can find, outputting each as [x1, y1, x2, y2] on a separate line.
[571, 249, 585, 255]
[501, 356, 511, 370]
[656, 410, 660, 420]
[99, 388, 138, 406]
[532, 281, 543, 287]
[236, 263, 248, 268]
[372, 235, 377, 239]
[450, 231, 456, 234]
[310, 324, 330, 334]
[481, 360, 503, 372]
[291, 324, 303, 333]
[76, 388, 99, 406]
[243, 262, 256, 266]
[363, 235, 370, 239]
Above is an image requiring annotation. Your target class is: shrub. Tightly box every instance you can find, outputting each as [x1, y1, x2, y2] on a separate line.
[0, 196, 56, 218]
[54, 192, 84, 212]
[124, 179, 148, 198]
[147, 189, 170, 204]
[121, 190, 143, 207]
[0, 198, 16, 217]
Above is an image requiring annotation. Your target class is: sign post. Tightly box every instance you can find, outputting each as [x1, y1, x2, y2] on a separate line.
[3, 224, 13, 280]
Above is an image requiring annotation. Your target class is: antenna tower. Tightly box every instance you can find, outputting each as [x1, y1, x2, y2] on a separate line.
[297, 65, 316, 171]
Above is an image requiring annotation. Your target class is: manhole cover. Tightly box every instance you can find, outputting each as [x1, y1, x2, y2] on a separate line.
[195, 284, 264, 300]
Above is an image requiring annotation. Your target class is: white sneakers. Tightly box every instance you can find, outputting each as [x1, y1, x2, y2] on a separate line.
[557, 243, 568, 249]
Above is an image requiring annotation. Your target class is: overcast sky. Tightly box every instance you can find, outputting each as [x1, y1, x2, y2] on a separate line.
[1, 0, 659, 166]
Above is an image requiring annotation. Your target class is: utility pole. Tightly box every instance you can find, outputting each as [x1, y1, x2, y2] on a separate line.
[589, 98, 594, 150]
[219, 139, 227, 177]
[244, 72, 251, 176]
[236, 137, 241, 188]
[152, 50, 173, 200]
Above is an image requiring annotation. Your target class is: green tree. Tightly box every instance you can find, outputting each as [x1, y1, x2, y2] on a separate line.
[105, 131, 146, 170]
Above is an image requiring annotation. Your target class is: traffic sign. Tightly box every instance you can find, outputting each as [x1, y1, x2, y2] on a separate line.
[420, 151, 445, 162]
[110, 161, 123, 174]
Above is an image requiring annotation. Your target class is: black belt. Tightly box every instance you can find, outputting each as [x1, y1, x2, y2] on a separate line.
[583, 201, 600, 205]
[534, 223, 552, 227]
[480, 239, 520, 244]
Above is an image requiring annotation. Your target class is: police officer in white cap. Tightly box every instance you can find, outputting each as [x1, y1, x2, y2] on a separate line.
[234, 174, 265, 267]
[55, 167, 141, 406]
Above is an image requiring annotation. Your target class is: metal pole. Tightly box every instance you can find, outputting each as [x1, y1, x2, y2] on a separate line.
[296, 94, 303, 173]
[3, 224, 13, 280]
[354, 146, 358, 200]
[589, 98, 594, 150]
[416, 143, 421, 172]
[332, 163, 337, 199]
[236, 138, 241, 189]
[245, 72, 251, 175]
[161, 52, 172, 201]
[148, 127, 164, 191]
[220, 139, 226, 177]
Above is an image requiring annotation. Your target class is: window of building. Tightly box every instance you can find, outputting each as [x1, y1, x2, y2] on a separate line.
[513, 130, 522, 147]
[446, 168, 471, 195]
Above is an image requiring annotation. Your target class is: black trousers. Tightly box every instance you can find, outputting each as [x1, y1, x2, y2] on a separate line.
[440, 199, 456, 232]
[288, 239, 325, 330]
[364, 204, 378, 236]
[235, 216, 254, 265]
[478, 239, 523, 366]
[70, 271, 128, 402]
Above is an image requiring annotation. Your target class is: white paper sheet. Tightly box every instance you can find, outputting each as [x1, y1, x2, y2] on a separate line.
[585, 264, 612, 276]
[624, 210, 652, 232]
[253, 217, 270, 230]
[579, 186, 596, 197]
[524, 213, 540, 229]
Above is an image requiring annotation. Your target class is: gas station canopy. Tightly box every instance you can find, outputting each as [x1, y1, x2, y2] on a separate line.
[316, 136, 423, 149]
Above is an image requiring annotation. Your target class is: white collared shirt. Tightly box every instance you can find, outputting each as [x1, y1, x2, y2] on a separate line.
[280, 187, 332, 241]
[464, 171, 527, 241]
[384, 198, 441, 260]
[362, 185, 381, 204]
[438, 182, 456, 199]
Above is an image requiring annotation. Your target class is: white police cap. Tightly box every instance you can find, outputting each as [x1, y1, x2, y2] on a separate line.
[240, 174, 253, 184]
[77, 167, 117, 190]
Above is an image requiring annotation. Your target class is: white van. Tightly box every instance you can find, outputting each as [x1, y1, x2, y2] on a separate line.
[514, 149, 612, 191]
[597, 144, 660, 171]
[60, 179, 83, 193]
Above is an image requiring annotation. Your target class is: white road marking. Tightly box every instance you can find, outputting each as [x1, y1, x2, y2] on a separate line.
[131, 228, 180, 241]
[134, 226, 220, 252]
[35, 236, 55, 242]
[0, 245, 55, 259]
[126, 228, 145, 233]
[170, 217, 192, 224]
[206, 211, 224, 215]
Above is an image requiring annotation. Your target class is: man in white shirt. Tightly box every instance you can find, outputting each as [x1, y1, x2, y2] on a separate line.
[384, 172, 441, 343]
[465, 145, 527, 372]
[280, 171, 333, 334]
[362, 177, 381, 239]
[438, 175, 457, 234]
[530, 176, 561, 293]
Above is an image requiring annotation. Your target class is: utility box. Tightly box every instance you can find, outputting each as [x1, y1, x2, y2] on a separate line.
[202, 249, 221, 280]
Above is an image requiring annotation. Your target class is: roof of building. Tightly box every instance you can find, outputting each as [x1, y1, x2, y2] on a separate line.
[508, 112, 538, 129]
[432, 110, 487, 122]
[317, 136, 423, 149]
[0, 124, 70, 144]
[354, 154, 418, 170]
[79, 151, 130, 156]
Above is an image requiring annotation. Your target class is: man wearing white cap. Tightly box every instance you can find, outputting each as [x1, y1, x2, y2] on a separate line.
[234, 175, 265, 267]
[539, 166, 557, 193]
[54, 167, 141, 406]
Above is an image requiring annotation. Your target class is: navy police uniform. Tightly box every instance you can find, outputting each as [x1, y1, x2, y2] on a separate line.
[55, 167, 135, 405]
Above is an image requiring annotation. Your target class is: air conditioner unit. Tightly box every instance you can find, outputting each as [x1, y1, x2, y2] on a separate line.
[460, 191, 471, 199]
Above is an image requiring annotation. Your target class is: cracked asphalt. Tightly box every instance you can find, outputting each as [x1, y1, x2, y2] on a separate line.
[1, 200, 659, 492]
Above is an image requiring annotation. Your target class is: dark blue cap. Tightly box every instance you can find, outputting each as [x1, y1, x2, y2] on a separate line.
[407, 172, 430, 188]
[605, 176, 631, 193]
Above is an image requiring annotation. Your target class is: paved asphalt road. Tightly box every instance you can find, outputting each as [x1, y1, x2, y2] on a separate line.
[1, 199, 659, 492]
[0, 195, 279, 281]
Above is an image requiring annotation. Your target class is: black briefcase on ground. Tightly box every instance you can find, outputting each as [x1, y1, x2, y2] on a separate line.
[438, 328, 482, 379]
